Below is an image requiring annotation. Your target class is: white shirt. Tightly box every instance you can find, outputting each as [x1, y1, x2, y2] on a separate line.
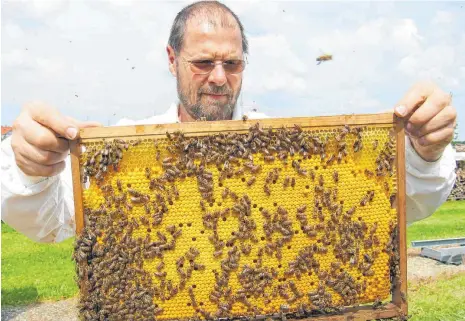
[1, 103, 457, 243]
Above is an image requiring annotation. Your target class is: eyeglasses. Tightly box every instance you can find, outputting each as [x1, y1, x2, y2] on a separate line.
[181, 57, 247, 75]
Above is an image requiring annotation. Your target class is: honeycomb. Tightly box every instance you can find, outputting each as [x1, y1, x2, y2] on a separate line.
[73, 122, 400, 321]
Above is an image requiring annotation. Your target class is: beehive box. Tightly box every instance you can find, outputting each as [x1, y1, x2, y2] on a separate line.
[70, 113, 407, 321]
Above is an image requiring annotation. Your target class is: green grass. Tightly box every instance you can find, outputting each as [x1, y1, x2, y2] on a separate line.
[407, 200, 465, 247]
[408, 272, 465, 321]
[1, 223, 78, 306]
[1, 200, 465, 313]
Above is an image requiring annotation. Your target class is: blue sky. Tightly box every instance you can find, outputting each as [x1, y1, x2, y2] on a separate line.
[2, 1, 464, 139]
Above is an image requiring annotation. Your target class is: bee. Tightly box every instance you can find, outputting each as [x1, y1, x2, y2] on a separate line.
[353, 139, 363, 152]
[264, 184, 271, 196]
[188, 287, 198, 307]
[390, 193, 397, 208]
[364, 169, 374, 178]
[316, 54, 333, 65]
[363, 269, 375, 277]
[360, 195, 369, 206]
[144, 167, 151, 179]
[264, 155, 275, 161]
[364, 253, 373, 264]
[173, 228, 182, 239]
[325, 154, 335, 165]
[242, 115, 248, 121]
[247, 176, 256, 186]
[200, 200, 206, 211]
[370, 222, 378, 235]
[367, 190, 375, 201]
[291, 177, 296, 188]
[372, 297, 383, 309]
[154, 271, 167, 278]
[400, 291, 407, 303]
[372, 139, 379, 150]
[283, 176, 290, 188]
[156, 261, 165, 271]
[333, 170, 339, 183]
[235, 167, 245, 176]
[318, 174, 324, 187]
[346, 206, 356, 216]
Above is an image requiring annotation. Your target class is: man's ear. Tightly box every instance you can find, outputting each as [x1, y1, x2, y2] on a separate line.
[167, 45, 177, 77]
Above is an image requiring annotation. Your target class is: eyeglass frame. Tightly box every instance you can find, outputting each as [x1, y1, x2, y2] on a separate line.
[180, 56, 248, 75]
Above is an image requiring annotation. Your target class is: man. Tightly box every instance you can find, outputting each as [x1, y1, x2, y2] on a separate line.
[1, 1, 457, 243]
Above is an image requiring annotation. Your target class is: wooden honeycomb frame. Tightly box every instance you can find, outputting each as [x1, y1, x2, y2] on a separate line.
[70, 112, 407, 321]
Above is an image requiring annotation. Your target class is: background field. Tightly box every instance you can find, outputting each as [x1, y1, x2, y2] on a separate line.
[2, 200, 465, 321]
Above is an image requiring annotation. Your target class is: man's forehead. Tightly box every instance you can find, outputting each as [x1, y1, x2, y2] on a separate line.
[183, 18, 243, 58]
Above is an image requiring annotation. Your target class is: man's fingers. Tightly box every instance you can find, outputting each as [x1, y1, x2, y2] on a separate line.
[416, 125, 454, 148]
[21, 116, 69, 153]
[15, 152, 66, 177]
[406, 89, 451, 134]
[413, 105, 456, 138]
[20, 138, 68, 166]
[394, 81, 436, 118]
[25, 102, 79, 140]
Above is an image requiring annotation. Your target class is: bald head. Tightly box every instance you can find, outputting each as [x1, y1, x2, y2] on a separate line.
[168, 1, 249, 55]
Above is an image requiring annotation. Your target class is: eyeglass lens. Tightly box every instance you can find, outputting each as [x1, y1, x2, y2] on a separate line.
[190, 60, 245, 74]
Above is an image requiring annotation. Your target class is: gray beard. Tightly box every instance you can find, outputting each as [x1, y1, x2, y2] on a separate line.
[177, 81, 239, 121]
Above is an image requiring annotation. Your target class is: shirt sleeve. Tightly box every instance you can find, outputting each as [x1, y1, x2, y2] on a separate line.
[1, 136, 75, 243]
[404, 136, 457, 224]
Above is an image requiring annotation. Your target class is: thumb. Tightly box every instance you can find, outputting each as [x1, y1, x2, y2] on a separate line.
[70, 120, 103, 139]
[26, 102, 80, 140]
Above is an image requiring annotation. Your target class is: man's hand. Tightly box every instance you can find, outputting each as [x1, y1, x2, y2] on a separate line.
[11, 102, 101, 177]
[394, 81, 457, 162]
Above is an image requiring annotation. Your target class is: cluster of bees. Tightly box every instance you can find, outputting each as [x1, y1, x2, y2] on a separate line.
[75, 121, 402, 321]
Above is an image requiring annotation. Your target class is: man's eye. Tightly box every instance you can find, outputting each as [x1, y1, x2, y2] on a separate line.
[225, 60, 240, 65]
[194, 60, 213, 65]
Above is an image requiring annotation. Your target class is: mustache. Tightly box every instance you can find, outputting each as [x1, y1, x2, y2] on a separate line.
[199, 86, 232, 96]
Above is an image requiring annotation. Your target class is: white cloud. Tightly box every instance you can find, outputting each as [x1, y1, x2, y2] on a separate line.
[1, 0, 464, 132]
[432, 10, 455, 25]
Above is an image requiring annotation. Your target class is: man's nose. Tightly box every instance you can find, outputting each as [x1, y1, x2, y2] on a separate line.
[208, 64, 227, 87]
